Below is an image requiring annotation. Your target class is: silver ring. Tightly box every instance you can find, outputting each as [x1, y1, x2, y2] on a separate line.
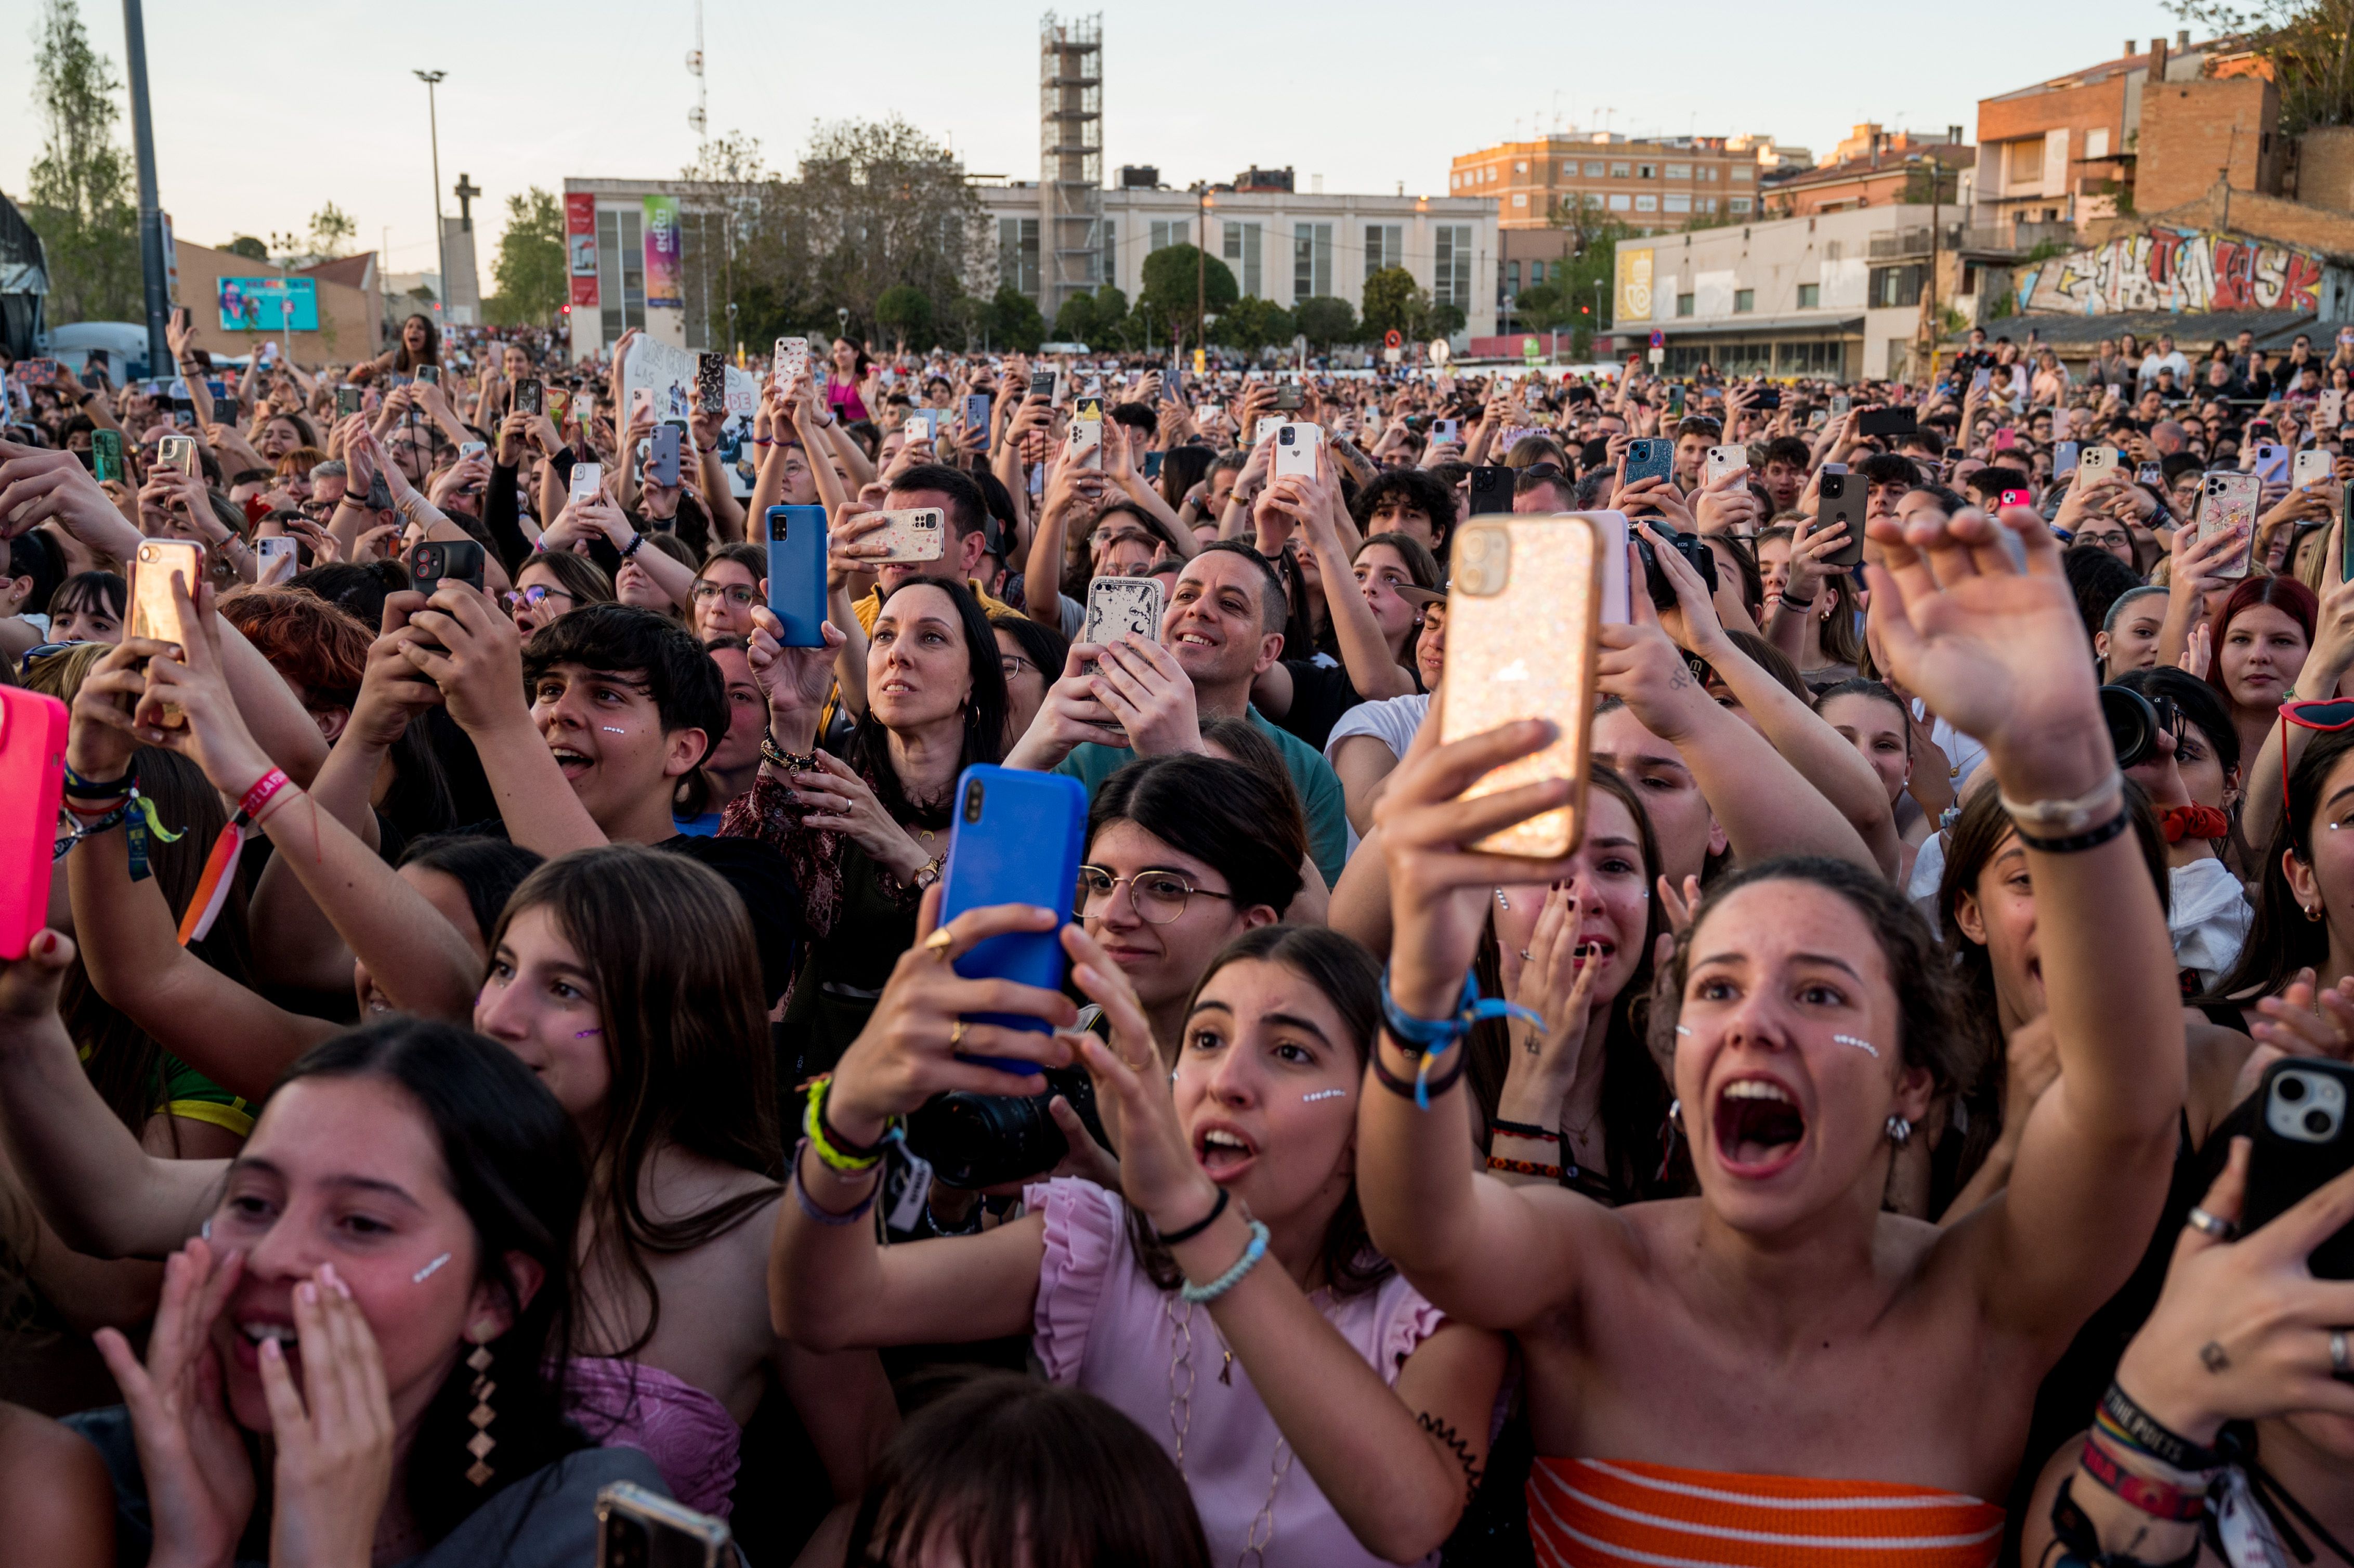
[2333, 1330, 2350, 1376]
[2186, 1206, 2240, 1241]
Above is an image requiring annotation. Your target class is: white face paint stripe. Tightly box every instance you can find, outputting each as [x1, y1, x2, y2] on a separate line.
[1302, 1088, 1346, 1103]
[1833, 1034, 1881, 1059]
[412, 1252, 453, 1284]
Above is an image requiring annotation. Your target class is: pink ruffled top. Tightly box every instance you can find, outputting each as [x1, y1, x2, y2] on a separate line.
[1027, 1178, 1446, 1568]
[566, 1356, 740, 1518]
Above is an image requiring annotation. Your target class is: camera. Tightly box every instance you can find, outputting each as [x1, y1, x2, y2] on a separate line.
[1636, 526, 1720, 610]
[2099, 684, 2174, 769]
[904, 1066, 1108, 1190]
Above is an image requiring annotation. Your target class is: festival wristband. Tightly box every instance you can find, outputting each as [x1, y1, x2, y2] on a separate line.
[2096, 1381, 2221, 1473]
[2078, 1435, 2208, 1523]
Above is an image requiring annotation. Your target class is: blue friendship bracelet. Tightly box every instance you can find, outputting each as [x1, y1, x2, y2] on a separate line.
[1380, 969, 1543, 1109]
[1179, 1218, 1270, 1304]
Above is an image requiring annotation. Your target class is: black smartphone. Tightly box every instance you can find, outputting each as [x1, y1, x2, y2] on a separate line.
[1667, 384, 1686, 417]
[1026, 370, 1055, 402]
[1638, 526, 1720, 610]
[695, 353, 725, 414]
[416, 364, 440, 387]
[1275, 384, 1304, 411]
[1467, 465, 1513, 515]
[410, 539, 486, 596]
[514, 378, 543, 416]
[1142, 450, 1164, 480]
[1816, 466, 1866, 569]
[1856, 407, 1917, 439]
[336, 386, 362, 418]
[1751, 387, 1783, 411]
[2242, 1059, 2354, 1279]
[91, 429, 124, 484]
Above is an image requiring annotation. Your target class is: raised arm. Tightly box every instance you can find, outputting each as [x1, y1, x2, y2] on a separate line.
[1865, 503, 2183, 1340]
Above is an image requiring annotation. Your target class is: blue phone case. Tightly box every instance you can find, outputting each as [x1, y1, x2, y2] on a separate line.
[766, 506, 828, 648]
[939, 766, 1087, 1074]
[1624, 438, 1672, 486]
[650, 424, 683, 486]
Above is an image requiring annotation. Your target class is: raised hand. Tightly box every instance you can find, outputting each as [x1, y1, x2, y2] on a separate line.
[260, 1263, 397, 1568]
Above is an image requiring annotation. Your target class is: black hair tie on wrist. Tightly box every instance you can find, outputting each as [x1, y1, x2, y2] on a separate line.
[1152, 1186, 1230, 1247]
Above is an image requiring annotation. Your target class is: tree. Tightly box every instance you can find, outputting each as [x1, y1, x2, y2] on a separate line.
[1087, 284, 1141, 352]
[485, 187, 567, 326]
[1135, 245, 1237, 349]
[875, 283, 933, 350]
[1051, 290, 1097, 345]
[225, 235, 270, 262]
[23, 0, 139, 324]
[1359, 266, 1421, 341]
[308, 201, 356, 258]
[2174, 0, 2354, 132]
[1292, 295, 1358, 350]
[991, 284, 1044, 353]
[771, 117, 989, 339]
[1210, 296, 1293, 355]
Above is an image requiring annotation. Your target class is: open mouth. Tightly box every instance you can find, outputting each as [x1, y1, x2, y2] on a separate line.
[231, 1318, 299, 1370]
[549, 746, 592, 779]
[1195, 1125, 1257, 1180]
[1173, 630, 1217, 649]
[1712, 1078, 1807, 1175]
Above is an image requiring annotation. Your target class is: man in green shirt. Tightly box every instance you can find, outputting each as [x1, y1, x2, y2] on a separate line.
[1005, 541, 1350, 887]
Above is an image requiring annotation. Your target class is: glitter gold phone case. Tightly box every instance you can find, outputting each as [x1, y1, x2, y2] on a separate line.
[1440, 514, 1601, 858]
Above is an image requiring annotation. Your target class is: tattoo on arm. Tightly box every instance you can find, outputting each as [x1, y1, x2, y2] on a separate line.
[1418, 1410, 1484, 1502]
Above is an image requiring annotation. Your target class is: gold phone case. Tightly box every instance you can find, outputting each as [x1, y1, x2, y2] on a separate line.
[131, 541, 202, 728]
[1440, 514, 1601, 857]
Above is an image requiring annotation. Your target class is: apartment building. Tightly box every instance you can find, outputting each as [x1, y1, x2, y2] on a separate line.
[1447, 133, 1793, 236]
[1764, 126, 1973, 217]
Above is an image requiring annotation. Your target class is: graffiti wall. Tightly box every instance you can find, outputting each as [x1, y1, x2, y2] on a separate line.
[2018, 227, 2326, 317]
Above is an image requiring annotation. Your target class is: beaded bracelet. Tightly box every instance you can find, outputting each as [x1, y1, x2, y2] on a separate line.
[1179, 1219, 1270, 1304]
[760, 731, 820, 774]
[1489, 1118, 1561, 1143]
[1488, 1155, 1564, 1180]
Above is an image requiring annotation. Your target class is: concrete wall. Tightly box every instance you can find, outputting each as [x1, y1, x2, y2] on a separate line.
[2138, 76, 2281, 213]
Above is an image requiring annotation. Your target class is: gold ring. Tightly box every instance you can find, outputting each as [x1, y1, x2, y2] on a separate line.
[949, 1019, 970, 1053]
[923, 927, 956, 964]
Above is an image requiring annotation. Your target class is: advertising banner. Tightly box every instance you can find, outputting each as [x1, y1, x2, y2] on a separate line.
[642, 195, 682, 309]
[566, 192, 599, 309]
[216, 276, 319, 333]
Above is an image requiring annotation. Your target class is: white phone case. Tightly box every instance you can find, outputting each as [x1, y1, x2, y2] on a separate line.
[569, 462, 603, 503]
[1703, 445, 1748, 486]
[1273, 421, 1320, 479]
[775, 337, 808, 387]
[870, 507, 945, 563]
[1082, 576, 1165, 646]
[2077, 446, 2117, 484]
[2295, 449, 2335, 490]
[1067, 416, 1102, 472]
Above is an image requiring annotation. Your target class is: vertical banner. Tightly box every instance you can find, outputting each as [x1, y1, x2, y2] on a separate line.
[566, 192, 599, 309]
[642, 195, 683, 309]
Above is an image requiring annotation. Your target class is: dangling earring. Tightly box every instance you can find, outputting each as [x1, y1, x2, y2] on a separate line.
[1885, 1115, 1914, 1146]
[465, 1337, 498, 1486]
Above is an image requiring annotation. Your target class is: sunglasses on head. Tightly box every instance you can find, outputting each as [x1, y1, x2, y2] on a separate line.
[2278, 698, 2354, 822]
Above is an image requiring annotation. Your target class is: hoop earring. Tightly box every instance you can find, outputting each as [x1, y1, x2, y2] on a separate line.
[465, 1339, 498, 1486]
[2306, 904, 2325, 922]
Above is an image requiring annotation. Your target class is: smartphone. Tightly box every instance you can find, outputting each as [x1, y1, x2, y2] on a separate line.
[253, 535, 298, 585]
[2054, 441, 2080, 477]
[1992, 427, 2018, 453]
[1441, 514, 1602, 857]
[2137, 463, 2164, 486]
[2077, 446, 2116, 486]
[569, 461, 604, 506]
[595, 1481, 731, 1568]
[15, 359, 58, 387]
[457, 440, 487, 464]
[2051, 407, 2074, 441]
[1141, 450, 1164, 480]
[1467, 465, 1514, 516]
[1666, 384, 1686, 418]
[904, 408, 942, 442]
[1066, 412, 1102, 473]
[2241, 1059, 2354, 1279]
[1275, 384, 1304, 412]
[2254, 442, 2291, 488]
[336, 385, 362, 418]
[1026, 369, 1056, 403]
[1431, 417, 1461, 446]
[775, 336, 809, 388]
[1970, 368, 1993, 396]
[1081, 575, 1165, 647]
[1999, 488, 2033, 510]
[1253, 415, 1285, 447]
[2294, 448, 2334, 490]
[514, 378, 543, 416]
[131, 540, 203, 727]
[765, 505, 828, 648]
[2324, 389, 2346, 425]
[1830, 394, 1851, 417]
[90, 428, 124, 484]
[1750, 387, 1783, 411]
[0, 688, 69, 962]
[2199, 471, 2261, 580]
[627, 387, 653, 426]
[1580, 509, 1633, 624]
[962, 391, 990, 438]
[415, 365, 440, 387]
[411, 539, 486, 596]
[157, 435, 198, 475]
[1856, 407, 1917, 439]
[1703, 445, 1748, 487]
[869, 507, 946, 564]
[937, 766, 1090, 1070]
[1273, 421, 1319, 479]
[1816, 467, 1866, 570]
[649, 424, 683, 487]
[695, 352, 725, 415]
[2344, 482, 2354, 584]
[1623, 437, 1672, 486]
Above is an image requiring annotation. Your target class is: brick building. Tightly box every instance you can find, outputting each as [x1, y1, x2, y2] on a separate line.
[1447, 133, 1791, 236]
[1763, 126, 1973, 217]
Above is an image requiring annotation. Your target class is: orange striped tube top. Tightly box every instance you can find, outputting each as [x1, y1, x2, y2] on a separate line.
[1529, 1458, 2005, 1567]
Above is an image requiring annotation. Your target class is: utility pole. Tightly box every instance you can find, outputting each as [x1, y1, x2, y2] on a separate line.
[1196, 184, 1211, 359]
[122, 0, 169, 374]
[414, 71, 448, 324]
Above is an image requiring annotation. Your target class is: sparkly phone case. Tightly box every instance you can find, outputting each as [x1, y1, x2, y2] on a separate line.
[1440, 515, 1601, 857]
[2199, 473, 2260, 580]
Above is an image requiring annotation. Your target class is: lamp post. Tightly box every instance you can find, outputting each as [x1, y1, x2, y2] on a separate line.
[1196, 185, 1213, 361]
[123, 0, 171, 376]
[413, 71, 448, 326]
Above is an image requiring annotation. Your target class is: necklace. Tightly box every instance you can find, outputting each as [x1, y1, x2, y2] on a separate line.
[1165, 1294, 1292, 1568]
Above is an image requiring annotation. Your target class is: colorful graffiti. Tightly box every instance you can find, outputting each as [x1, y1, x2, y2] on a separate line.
[2018, 227, 2325, 317]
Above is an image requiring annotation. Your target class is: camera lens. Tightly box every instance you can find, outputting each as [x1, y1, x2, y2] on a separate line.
[2307, 1108, 2334, 1136]
[962, 779, 985, 824]
[603, 1518, 647, 1568]
[2282, 1075, 2309, 1102]
[2099, 686, 2158, 770]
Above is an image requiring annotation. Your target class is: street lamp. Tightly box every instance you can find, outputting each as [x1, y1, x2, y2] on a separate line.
[414, 70, 448, 326]
[1196, 185, 1214, 363]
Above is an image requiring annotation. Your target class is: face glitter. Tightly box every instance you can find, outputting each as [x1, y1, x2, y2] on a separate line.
[412, 1251, 453, 1284]
[574, 1028, 602, 1038]
[1832, 1034, 1881, 1059]
[1301, 1088, 1346, 1103]
[601, 726, 626, 734]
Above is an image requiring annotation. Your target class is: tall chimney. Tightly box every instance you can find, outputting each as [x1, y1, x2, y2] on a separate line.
[2152, 38, 2169, 80]
[2177, 28, 2190, 46]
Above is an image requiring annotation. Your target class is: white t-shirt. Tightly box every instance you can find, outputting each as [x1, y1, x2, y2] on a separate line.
[2170, 856, 2253, 990]
[1323, 692, 1431, 768]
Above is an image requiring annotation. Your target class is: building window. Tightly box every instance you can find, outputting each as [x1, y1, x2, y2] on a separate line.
[2011, 139, 2043, 182]
[597, 206, 646, 342]
[1222, 220, 1261, 296]
[1734, 289, 1755, 313]
[1148, 219, 1186, 253]
[1702, 166, 1718, 181]
[1666, 163, 1691, 179]
[1101, 217, 1116, 287]
[1868, 264, 1925, 308]
[1676, 293, 1695, 317]
[1514, 160, 1527, 173]
[1611, 162, 1631, 178]
[1608, 193, 1632, 211]
[1433, 224, 1472, 308]
[1698, 197, 1718, 213]
[2085, 126, 2110, 160]
[1561, 162, 1575, 178]
[1528, 259, 1545, 284]
[997, 216, 1040, 298]
[1732, 166, 1753, 182]
[1638, 164, 1656, 179]
[1729, 197, 1753, 213]
[1635, 195, 1658, 212]
[1512, 192, 1527, 206]
[1586, 161, 1606, 176]
[1797, 282, 1820, 308]
[1293, 223, 1332, 300]
[1665, 193, 1691, 213]
[1507, 260, 1522, 292]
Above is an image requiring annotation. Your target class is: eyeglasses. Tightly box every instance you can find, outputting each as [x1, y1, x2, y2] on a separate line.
[1076, 865, 1233, 925]
[2280, 699, 2354, 824]
[999, 652, 1037, 680]
[503, 584, 576, 609]
[690, 581, 758, 607]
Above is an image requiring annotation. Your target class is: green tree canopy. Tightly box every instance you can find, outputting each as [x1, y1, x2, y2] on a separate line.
[1210, 295, 1293, 355]
[875, 283, 934, 350]
[308, 201, 356, 258]
[1135, 245, 1238, 349]
[485, 187, 566, 326]
[1359, 267, 1420, 341]
[1292, 295, 1358, 349]
[1051, 290, 1098, 345]
[992, 284, 1044, 353]
[225, 235, 269, 262]
[24, 0, 138, 323]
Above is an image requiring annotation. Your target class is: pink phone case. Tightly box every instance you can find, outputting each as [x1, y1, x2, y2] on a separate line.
[0, 688, 69, 961]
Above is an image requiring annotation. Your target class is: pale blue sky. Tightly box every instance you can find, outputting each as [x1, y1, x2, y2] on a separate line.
[8, 0, 2174, 279]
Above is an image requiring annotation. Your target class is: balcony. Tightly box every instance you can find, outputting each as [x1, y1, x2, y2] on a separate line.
[1954, 220, 2081, 255]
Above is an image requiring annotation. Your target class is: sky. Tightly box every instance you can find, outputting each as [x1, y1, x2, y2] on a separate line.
[8, 0, 2177, 286]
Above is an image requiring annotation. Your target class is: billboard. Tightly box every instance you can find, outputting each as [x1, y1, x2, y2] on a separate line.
[567, 192, 599, 310]
[1614, 247, 1654, 323]
[642, 194, 682, 309]
[216, 275, 319, 333]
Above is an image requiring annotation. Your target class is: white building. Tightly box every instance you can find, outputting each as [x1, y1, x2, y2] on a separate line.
[1610, 205, 1947, 382]
[978, 182, 1499, 345]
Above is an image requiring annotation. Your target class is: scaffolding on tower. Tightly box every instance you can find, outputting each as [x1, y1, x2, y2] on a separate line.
[1038, 12, 1102, 322]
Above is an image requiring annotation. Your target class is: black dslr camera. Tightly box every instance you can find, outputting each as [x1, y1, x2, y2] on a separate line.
[1637, 526, 1720, 609]
[904, 1066, 1109, 1190]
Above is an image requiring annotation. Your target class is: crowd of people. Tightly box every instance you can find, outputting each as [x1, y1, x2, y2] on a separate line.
[0, 302, 2349, 1568]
